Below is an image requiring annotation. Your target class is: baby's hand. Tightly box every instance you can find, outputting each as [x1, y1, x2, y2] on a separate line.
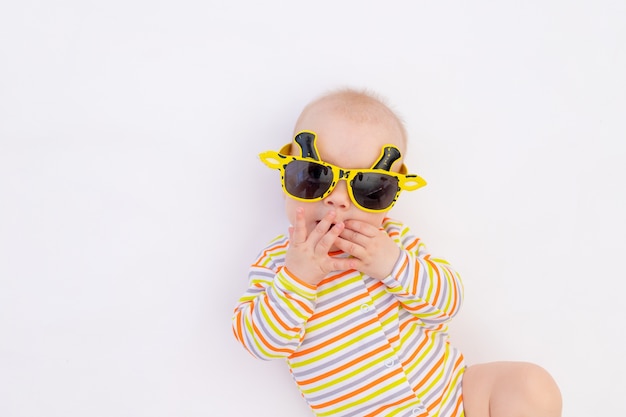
[285, 208, 353, 285]
[333, 219, 400, 279]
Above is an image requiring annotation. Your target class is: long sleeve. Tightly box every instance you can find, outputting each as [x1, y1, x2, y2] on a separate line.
[380, 218, 464, 326]
[231, 221, 466, 417]
[231, 236, 317, 360]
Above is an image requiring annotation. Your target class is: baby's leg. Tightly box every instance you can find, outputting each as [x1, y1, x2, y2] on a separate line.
[462, 361, 562, 417]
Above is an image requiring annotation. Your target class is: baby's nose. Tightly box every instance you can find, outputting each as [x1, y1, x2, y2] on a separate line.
[324, 181, 351, 210]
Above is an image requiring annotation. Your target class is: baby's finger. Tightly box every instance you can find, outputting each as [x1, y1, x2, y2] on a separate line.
[338, 227, 366, 245]
[329, 256, 358, 272]
[308, 211, 337, 242]
[333, 235, 365, 259]
[343, 219, 380, 237]
[315, 221, 344, 255]
[291, 207, 308, 244]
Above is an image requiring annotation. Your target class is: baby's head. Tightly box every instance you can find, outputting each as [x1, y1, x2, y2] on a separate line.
[290, 88, 408, 172]
[262, 88, 424, 234]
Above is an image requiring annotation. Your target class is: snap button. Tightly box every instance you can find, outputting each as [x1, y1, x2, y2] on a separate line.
[360, 304, 371, 312]
[384, 358, 395, 368]
[412, 405, 425, 415]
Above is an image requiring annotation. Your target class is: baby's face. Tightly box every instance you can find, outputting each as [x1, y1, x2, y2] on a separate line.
[284, 100, 406, 238]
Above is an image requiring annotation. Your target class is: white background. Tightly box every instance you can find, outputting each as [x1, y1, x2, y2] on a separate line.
[1, 1, 624, 416]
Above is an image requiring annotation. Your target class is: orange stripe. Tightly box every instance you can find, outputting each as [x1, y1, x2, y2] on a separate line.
[284, 292, 314, 315]
[402, 301, 430, 314]
[425, 355, 464, 414]
[402, 334, 429, 372]
[378, 300, 398, 321]
[405, 238, 419, 251]
[414, 354, 444, 391]
[399, 314, 420, 333]
[450, 393, 463, 416]
[252, 241, 288, 267]
[232, 319, 242, 343]
[426, 258, 442, 306]
[366, 280, 384, 293]
[290, 316, 378, 358]
[310, 292, 367, 321]
[263, 293, 300, 333]
[318, 269, 354, 286]
[412, 256, 421, 291]
[363, 393, 415, 417]
[251, 320, 294, 355]
[426, 396, 442, 413]
[234, 311, 244, 342]
[444, 357, 465, 416]
[398, 255, 409, 278]
[387, 334, 400, 346]
[310, 367, 403, 409]
[445, 265, 460, 315]
[297, 344, 390, 385]
[283, 267, 317, 290]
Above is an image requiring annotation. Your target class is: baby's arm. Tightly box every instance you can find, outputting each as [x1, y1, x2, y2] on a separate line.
[380, 219, 464, 326]
[232, 241, 316, 360]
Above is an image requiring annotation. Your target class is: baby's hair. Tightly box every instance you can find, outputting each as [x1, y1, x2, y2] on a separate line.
[297, 87, 408, 148]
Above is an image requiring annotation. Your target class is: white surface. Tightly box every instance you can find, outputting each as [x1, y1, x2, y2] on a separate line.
[1, 1, 624, 416]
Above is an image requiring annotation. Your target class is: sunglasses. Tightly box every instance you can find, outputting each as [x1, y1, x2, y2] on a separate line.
[259, 131, 427, 212]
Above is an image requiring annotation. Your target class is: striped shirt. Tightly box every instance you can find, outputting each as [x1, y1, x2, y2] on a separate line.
[232, 218, 465, 417]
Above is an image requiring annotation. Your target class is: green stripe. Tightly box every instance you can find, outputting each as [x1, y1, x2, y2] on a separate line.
[315, 377, 407, 417]
[290, 326, 381, 368]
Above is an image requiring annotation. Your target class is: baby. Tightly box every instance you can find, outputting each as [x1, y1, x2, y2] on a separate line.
[232, 88, 562, 417]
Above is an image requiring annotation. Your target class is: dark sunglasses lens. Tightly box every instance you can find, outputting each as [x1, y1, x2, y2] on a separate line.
[284, 160, 333, 199]
[351, 173, 399, 210]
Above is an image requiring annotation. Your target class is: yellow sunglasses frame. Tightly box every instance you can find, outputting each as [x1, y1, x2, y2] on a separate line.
[259, 142, 427, 213]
